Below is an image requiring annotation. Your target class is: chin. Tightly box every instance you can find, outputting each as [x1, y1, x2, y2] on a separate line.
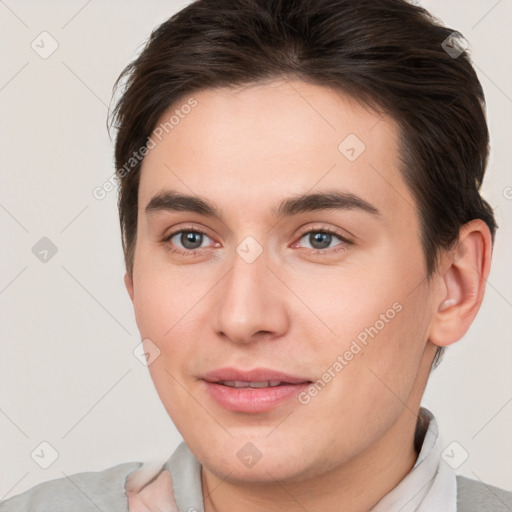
[191, 435, 322, 485]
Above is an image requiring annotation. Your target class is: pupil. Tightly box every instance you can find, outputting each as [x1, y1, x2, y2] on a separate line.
[310, 232, 331, 249]
[181, 231, 202, 249]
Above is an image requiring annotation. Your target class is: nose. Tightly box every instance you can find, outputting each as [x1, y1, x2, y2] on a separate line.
[211, 246, 290, 345]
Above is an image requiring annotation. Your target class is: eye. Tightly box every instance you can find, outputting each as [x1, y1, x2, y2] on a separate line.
[163, 228, 219, 255]
[293, 228, 351, 253]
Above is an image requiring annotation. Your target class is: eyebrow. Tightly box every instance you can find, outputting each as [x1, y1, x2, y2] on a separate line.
[145, 188, 380, 220]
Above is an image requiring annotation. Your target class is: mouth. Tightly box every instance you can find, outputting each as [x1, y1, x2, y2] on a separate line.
[202, 367, 311, 385]
[201, 367, 313, 413]
[214, 380, 295, 388]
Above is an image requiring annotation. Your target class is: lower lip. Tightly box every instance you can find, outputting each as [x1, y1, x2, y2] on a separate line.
[203, 381, 311, 413]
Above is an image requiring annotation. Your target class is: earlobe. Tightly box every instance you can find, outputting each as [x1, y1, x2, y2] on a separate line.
[124, 272, 135, 302]
[429, 219, 492, 347]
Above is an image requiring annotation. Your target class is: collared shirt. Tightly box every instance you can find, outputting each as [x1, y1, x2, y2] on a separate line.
[371, 407, 457, 511]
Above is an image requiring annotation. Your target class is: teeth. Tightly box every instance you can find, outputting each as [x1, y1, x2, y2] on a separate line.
[220, 380, 283, 388]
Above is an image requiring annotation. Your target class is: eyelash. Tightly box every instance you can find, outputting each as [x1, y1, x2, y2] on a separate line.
[161, 225, 352, 257]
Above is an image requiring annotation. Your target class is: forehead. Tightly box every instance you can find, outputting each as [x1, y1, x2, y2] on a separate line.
[138, 79, 414, 223]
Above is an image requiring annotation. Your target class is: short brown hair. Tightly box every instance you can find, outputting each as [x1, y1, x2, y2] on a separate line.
[109, 0, 497, 366]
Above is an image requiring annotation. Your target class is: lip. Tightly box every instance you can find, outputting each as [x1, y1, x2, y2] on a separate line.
[201, 367, 312, 413]
[202, 367, 311, 384]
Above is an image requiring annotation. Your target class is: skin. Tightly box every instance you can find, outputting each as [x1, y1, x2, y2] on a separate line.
[124, 79, 492, 511]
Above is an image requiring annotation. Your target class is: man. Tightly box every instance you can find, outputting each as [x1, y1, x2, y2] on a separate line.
[2, 0, 511, 510]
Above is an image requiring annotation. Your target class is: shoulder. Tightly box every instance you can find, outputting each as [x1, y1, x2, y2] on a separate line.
[457, 475, 512, 511]
[0, 461, 142, 512]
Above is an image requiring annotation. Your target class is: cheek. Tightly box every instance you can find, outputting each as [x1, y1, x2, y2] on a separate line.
[131, 259, 205, 339]
[131, 269, 203, 423]
[338, 289, 430, 406]
[287, 263, 402, 348]
[304, 260, 430, 406]
[131, 263, 219, 390]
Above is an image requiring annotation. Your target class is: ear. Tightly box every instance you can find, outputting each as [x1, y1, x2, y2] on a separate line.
[429, 219, 493, 347]
[124, 271, 135, 303]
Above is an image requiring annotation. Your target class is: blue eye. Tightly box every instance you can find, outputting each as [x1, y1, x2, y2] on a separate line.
[301, 231, 338, 250]
[166, 230, 213, 252]
[295, 229, 351, 253]
[172, 231, 208, 250]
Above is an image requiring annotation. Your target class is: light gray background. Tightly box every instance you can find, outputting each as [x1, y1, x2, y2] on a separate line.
[1, 0, 511, 499]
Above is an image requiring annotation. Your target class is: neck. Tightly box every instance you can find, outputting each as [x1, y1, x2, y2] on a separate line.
[202, 406, 421, 512]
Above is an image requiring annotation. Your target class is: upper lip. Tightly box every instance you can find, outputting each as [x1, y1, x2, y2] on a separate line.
[202, 367, 312, 384]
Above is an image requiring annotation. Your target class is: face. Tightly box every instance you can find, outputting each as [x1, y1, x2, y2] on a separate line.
[126, 79, 439, 484]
